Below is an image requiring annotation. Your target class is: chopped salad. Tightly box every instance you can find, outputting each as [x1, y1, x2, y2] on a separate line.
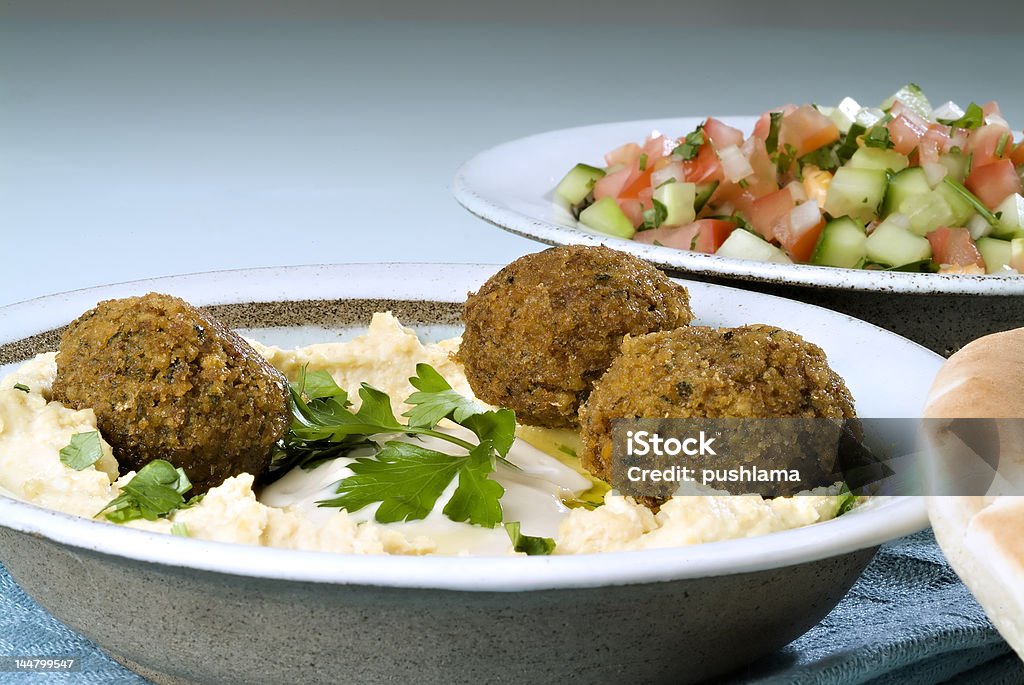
[555, 85, 1024, 274]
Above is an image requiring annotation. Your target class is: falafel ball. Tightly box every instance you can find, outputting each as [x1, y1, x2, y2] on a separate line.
[457, 245, 693, 428]
[579, 324, 857, 496]
[52, 293, 290, 494]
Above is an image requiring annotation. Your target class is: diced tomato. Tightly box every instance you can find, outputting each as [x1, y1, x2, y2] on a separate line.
[642, 133, 673, 163]
[927, 227, 984, 268]
[704, 118, 744, 151]
[604, 142, 642, 168]
[752, 105, 797, 140]
[707, 183, 757, 217]
[637, 187, 654, 209]
[982, 101, 1002, 117]
[779, 105, 840, 158]
[633, 223, 700, 250]
[967, 123, 1014, 169]
[783, 218, 825, 263]
[619, 161, 655, 199]
[617, 198, 645, 228]
[1011, 139, 1024, 166]
[683, 143, 722, 184]
[747, 187, 794, 242]
[918, 125, 954, 165]
[741, 137, 779, 196]
[887, 113, 929, 156]
[592, 166, 636, 201]
[691, 219, 738, 253]
[965, 160, 1022, 209]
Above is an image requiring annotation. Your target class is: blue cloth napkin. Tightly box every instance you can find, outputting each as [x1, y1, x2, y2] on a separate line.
[2, 529, 1021, 684]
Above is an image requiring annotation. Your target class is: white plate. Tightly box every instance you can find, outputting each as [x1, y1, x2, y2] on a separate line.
[453, 117, 1024, 295]
[0, 264, 936, 590]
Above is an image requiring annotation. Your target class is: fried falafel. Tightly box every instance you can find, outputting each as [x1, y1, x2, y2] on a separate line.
[52, 293, 290, 494]
[457, 245, 693, 428]
[578, 324, 857, 499]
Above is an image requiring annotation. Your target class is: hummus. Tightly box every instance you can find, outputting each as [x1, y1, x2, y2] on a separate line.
[0, 313, 844, 556]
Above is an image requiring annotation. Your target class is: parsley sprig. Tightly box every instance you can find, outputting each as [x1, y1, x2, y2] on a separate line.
[276, 364, 516, 528]
[97, 459, 202, 524]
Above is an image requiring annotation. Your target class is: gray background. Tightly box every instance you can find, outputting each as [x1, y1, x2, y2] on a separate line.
[2, 1, 1023, 307]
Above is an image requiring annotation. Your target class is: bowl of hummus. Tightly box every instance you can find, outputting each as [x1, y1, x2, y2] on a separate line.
[0, 260, 938, 685]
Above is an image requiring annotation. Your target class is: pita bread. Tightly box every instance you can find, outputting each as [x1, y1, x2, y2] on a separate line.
[926, 327, 1024, 660]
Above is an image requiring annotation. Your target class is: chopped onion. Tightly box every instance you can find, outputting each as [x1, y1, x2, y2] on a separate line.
[967, 213, 992, 240]
[718, 145, 754, 183]
[788, 201, 821, 235]
[932, 101, 964, 121]
[785, 181, 808, 204]
[922, 162, 948, 188]
[986, 113, 1010, 129]
[650, 162, 684, 188]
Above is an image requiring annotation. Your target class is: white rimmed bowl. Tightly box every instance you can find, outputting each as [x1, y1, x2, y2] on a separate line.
[453, 118, 1024, 355]
[0, 264, 937, 685]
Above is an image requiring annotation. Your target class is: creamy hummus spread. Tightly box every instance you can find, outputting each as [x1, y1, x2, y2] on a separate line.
[0, 313, 843, 556]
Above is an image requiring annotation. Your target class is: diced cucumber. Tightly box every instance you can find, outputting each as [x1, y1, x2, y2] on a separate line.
[866, 217, 932, 267]
[812, 217, 868, 268]
[823, 168, 888, 222]
[977, 237, 1013, 273]
[715, 229, 792, 264]
[883, 167, 931, 216]
[881, 83, 932, 119]
[653, 182, 696, 227]
[938, 151, 970, 183]
[993, 193, 1024, 238]
[694, 181, 718, 213]
[901, 191, 955, 236]
[933, 181, 975, 226]
[555, 163, 606, 206]
[848, 147, 909, 173]
[829, 97, 861, 134]
[578, 197, 635, 239]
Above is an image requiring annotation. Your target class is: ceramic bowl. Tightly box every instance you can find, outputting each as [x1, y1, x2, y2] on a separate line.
[0, 264, 936, 684]
[453, 117, 1024, 355]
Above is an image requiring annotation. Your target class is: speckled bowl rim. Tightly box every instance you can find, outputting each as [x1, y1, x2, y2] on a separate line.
[453, 116, 1024, 295]
[0, 263, 931, 592]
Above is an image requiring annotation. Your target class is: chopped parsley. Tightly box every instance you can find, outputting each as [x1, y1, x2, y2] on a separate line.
[12, 383, 29, 393]
[59, 431, 103, 471]
[97, 460, 201, 524]
[862, 125, 894, 150]
[279, 364, 516, 528]
[765, 111, 783, 155]
[995, 133, 1010, 158]
[799, 145, 840, 172]
[505, 521, 555, 555]
[638, 153, 648, 171]
[672, 126, 705, 160]
[641, 198, 668, 230]
[938, 102, 984, 130]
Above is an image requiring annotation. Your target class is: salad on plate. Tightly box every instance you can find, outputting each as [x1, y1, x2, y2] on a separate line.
[555, 85, 1024, 274]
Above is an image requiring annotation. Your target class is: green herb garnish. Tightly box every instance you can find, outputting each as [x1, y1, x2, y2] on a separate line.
[862, 125, 894, 150]
[942, 177, 999, 227]
[97, 460, 200, 524]
[799, 145, 840, 172]
[505, 521, 555, 555]
[775, 143, 798, 175]
[638, 153, 648, 171]
[280, 364, 516, 528]
[995, 133, 1010, 158]
[765, 111, 783, 155]
[641, 199, 668, 230]
[13, 383, 29, 393]
[59, 431, 103, 471]
[672, 126, 705, 161]
[938, 102, 984, 130]
[836, 483, 858, 516]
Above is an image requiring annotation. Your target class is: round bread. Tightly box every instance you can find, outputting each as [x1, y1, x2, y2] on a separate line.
[925, 327, 1024, 660]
